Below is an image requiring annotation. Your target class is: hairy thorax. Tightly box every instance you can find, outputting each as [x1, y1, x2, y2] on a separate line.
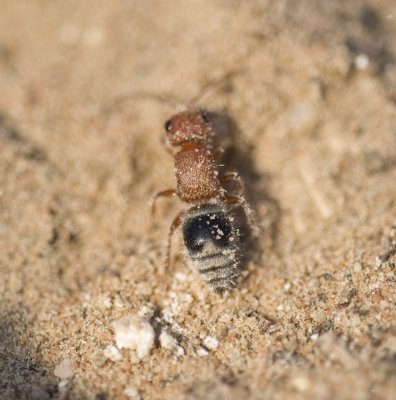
[174, 143, 220, 203]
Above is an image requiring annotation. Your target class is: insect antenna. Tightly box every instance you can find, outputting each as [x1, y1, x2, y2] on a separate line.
[102, 69, 243, 117]
[186, 69, 243, 109]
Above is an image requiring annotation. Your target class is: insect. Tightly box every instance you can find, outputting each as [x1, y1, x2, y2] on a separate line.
[106, 73, 257, 290]
[152, 107, 258, 291]
[182, 203, 240, 291]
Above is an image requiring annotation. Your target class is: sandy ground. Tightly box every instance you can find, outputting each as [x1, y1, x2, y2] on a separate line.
[0, 0, 395, 399]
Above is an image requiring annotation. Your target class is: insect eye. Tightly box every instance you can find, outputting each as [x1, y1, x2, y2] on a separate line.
[164, 119, 172, 132]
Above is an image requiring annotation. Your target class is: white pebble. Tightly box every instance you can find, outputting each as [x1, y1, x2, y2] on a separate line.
[197, 347, 209, 356]
[159, 330, 185, 357]
[292, 375, 309, 391]
[159, 330, 176, 349]
[283, 282, 292, 292]
[310, 333, 319, 341]
[203, 336, 219, 350]
[103, 344, 122, 362]
[58, 380, 69, 390]
[113, 315, 155, 359]
[123, 387, 141, 399]
[53, 358, 74, 379]
[355, 54, 369, 70]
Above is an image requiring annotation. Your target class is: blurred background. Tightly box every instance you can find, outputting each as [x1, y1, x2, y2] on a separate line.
[0, 1, 395, 399]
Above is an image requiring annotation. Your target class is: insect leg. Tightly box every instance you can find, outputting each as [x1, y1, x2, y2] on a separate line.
[220, 171, 244, 193]
[150, 189, 177, 216]
[223, 193, 260, 235]
[160, 210, 185, 293]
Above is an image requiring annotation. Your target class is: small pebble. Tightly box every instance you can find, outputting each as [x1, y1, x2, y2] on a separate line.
[203, 336, 219, 350]
[197, 347, 209, 356]
[310, 333, 319, 341]
[123, 387, 141, 399]
[355, 54, 369, 70]
[103, 344, 122, 362]
[284, 282, 292, 292]
[292, 375, 309, 391]
[159, 330, 185, 357]
[53, 358, 74, 379]
[113, 315, 155, 359]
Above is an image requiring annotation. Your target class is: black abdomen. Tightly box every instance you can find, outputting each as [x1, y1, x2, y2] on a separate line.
[182, 204, 240, 291]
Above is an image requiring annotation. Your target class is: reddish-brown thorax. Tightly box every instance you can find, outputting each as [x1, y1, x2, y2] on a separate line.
[163, 111, 220, 203]
[174, 141, 220, 202]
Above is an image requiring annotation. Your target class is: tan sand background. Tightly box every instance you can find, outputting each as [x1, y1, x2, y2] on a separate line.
[0, 0, 395, 399]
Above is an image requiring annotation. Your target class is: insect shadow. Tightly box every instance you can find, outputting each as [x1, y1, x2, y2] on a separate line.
[205, 110, 281, 276]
